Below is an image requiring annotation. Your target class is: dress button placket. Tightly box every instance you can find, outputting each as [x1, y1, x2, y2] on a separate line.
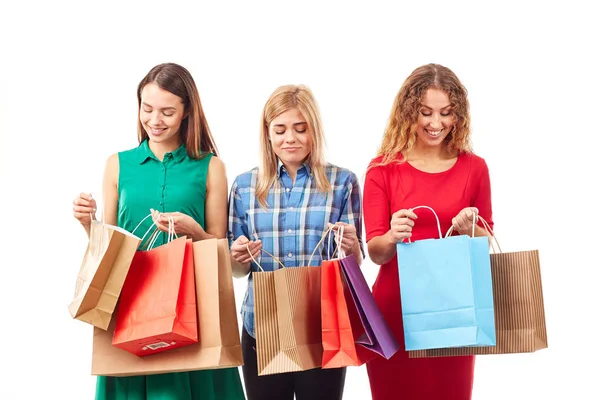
[159, 162, 167, 210]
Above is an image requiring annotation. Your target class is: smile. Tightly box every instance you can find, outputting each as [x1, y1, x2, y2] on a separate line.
[426, 129, 443, 137]
[149, 127, 167, 135]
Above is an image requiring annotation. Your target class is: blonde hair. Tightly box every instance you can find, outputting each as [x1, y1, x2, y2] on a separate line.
[256, 85, 330, 207]
[377, 63, 472, 164]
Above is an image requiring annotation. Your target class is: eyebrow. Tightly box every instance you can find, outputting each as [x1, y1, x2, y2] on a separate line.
[273, 122, 308, 127]
[142, 102, 177, 111]
[420, 103, 452, 110]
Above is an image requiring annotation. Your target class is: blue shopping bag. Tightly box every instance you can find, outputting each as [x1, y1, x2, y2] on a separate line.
[396, 206, 496, 351]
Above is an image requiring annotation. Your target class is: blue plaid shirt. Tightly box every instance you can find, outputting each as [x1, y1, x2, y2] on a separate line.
[228, 161, 364, 338]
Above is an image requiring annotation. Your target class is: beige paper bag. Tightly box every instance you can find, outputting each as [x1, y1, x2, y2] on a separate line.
[91, 238, 243, 376]
[409, 249, 548, 358]
[254, 266, 323, 376]
[69, 221, 140, 330]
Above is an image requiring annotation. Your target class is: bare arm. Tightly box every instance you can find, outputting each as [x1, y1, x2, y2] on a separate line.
[367, 231, 398, 266]
[367, 209, 417, 265]
[102, 153, 119, 227]
[202, 156, 228, 239]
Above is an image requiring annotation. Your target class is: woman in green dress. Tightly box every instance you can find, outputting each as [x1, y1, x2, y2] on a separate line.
[72, 63, 245, 400]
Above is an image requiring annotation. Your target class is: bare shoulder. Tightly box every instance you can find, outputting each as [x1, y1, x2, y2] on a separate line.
[104, 153, 120, 182]
[208, 154, 226, 175]
[207, 155, 227, 190]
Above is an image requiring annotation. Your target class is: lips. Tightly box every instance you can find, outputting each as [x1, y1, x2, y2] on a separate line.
[426, 129, 443, 138]
[148, 127, 167, 136]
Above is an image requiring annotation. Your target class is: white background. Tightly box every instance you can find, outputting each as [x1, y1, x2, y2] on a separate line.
[1, 1, 598, 399]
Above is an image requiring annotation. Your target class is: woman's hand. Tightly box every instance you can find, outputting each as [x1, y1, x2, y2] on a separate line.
[452, 207, 479, 235]
[386, 209, 418, 243]
[328, 222, 358, 255]
[73, 192, 97, 227]
[230, 235, 262, 265]
[151, 209, 204, 240]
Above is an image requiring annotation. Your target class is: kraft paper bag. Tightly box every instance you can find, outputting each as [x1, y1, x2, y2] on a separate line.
[91, 238, 243, 376]
[254, 261, 323, 376]
[68, 220, 140, 330]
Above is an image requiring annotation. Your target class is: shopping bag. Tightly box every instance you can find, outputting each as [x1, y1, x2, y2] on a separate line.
[321, 258, 363, 368]
[92, 238, 243, 376]
[253, 249, 322, 376]
[321, 225, 399, 368]
[112, 218, 198, 356]
[68, 219, 140, 330]
[396, 205, 496, 351]
[409, 219, 547, 358]
[339, 254, 400, 359]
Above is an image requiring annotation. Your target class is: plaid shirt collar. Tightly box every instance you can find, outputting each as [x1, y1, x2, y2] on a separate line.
[277, 158, 312, 178]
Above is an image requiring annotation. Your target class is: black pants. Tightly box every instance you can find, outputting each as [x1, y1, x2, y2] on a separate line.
[241, 328, 346, 400]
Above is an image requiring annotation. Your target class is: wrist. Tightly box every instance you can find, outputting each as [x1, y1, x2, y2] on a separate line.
[385, 230, 396, 245]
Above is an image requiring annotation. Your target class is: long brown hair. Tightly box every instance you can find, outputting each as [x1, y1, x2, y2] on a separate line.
[377, 63, 471, 164]
[137, 63, 218, 159]
[256, 85, 330, 207]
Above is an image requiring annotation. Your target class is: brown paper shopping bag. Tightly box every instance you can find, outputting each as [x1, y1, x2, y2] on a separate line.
[252, 247, 323, 376]
[409, 219, 548, 358]
[69, 220, 140, 330]
[91, 238, 243, 376]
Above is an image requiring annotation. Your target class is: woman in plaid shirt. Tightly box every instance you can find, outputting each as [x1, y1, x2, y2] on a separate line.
[228, 84, 364, 400]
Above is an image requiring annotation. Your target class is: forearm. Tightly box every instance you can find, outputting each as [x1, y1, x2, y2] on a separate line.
[367, 231, 397, 266]
[191, 224, 217, 241]
[350, 240, 363, 265]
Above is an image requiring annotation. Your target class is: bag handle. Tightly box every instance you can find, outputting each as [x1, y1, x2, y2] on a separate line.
[307, 224, 336, 266]
[444, 209, 477, 239]
[139, 215, 178, 250]
[246, 245, 285, 272]
[408, 205, 443, 242]
[478, 216, 503, 253]
[330, 224, 345, 259]
[443, 212, 502, 253]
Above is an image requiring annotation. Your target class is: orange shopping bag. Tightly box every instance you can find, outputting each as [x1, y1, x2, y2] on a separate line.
[112, 220, 198, 356]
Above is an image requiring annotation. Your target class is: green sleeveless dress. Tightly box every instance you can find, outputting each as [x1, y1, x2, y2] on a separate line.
[95, 140, 245, 400]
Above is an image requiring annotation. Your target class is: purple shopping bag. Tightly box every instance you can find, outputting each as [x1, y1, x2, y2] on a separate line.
[339, 254, 400, 359]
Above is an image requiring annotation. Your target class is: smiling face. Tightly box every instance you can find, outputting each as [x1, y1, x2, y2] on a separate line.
[415, 88, 456, 148]
[268, 107, 313, 170]
[139, 82, 186, 147]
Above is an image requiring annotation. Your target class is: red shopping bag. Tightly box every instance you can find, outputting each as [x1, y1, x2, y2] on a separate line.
[112, 236, 198, 356]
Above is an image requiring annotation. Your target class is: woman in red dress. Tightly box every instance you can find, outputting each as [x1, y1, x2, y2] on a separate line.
[363, 63, 494, 400]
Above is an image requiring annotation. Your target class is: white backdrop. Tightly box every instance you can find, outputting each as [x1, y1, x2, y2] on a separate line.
[1, 1, 598, 399]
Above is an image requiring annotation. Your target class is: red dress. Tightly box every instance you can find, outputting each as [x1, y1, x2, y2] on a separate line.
[363, 152, 494, 400]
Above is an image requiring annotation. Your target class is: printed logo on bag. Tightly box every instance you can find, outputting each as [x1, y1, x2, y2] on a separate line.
[143, 341, 176, 351]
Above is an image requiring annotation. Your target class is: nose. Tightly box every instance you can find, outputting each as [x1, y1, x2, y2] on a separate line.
[149, 111, 162, 126]
[429, 114, 442, 129]
[284, 130, 297, 143]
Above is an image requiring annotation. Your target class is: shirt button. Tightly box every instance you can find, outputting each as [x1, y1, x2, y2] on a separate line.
[287, 229, 292, 233]
[288, 207, 294, 211]
[285, 188, 290, 192]
[288, 253, 293, 258]
[159, 201, 163, 205]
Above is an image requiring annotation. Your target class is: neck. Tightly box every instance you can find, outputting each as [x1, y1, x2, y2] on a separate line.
[148, 137, 181, 161]
[408, 142, 451, 161]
